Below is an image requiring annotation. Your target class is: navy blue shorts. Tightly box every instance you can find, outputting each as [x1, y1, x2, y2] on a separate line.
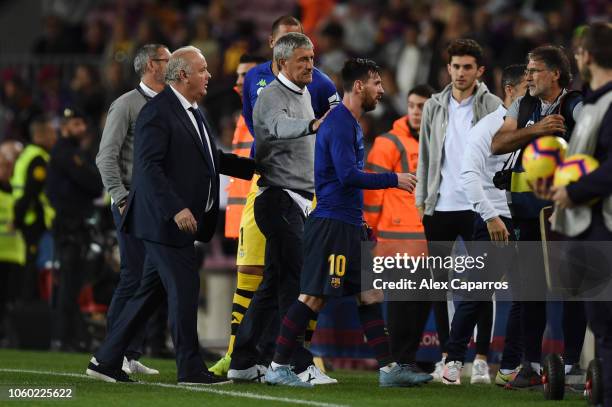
[300, 216, 366, 297]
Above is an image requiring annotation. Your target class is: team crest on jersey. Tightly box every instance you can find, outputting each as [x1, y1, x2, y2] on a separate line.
[257, 79, 267, 87]
[330, 277, 341, 289]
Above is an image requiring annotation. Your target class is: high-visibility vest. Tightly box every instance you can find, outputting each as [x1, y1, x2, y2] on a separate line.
[225, 115, 254, 238]
[10, 144, 55, 230]
[364, 116, 424, 241]
[0, 188, 26, 265]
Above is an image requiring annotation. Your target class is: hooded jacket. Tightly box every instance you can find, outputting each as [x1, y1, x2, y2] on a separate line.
[416, 82, 502, 215]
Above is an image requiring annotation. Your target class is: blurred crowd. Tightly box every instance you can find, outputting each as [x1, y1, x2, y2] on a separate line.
[2, 0, 610, 148]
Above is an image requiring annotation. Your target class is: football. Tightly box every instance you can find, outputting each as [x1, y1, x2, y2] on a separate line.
[522, 136, 568, 182]
[553, 153, 600, 187]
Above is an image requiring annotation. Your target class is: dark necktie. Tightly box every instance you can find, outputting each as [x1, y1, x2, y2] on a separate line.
[188, 107, 217, 210]
[188, 107, 215, 170]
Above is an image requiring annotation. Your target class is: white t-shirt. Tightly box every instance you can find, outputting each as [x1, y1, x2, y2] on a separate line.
[435, 94, 475, 211]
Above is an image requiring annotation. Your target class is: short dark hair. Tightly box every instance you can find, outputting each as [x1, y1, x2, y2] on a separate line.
[239, 54, 266, 65]
[447, 39, 484, 67]
[271, 15, 302, 37]
[341, 58, 381, 92]
[580, 22, 612, 69]
[501, 64, 526, 88]
[527, 45, 572, 88]
[408, 84, 434, 99]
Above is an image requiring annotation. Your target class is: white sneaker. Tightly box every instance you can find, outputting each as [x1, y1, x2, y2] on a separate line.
[442, 361, 462, 385]
[227, 364, 267, 383]
[297, 364, 338, 385]
[122, 357, 159, 375]
[470, 359, 491, 384]
[431, 358, 446, 382]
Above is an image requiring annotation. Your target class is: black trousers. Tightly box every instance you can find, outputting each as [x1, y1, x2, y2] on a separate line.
[96, 241, 204, 380]
[572, 213, 612, 407]
[0, 262, 21, 341]
[20, 226, 45, 302]
[106, 204, 168, 359]
[514, 219, 587, 365]
[446, 216, 515, 364]
[52, 219, 89, 346]
[388, 210, 474, 361]
[231, 188, 312, 371]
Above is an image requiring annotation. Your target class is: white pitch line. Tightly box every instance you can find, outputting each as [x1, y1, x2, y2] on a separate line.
[0, 368, 349, 407]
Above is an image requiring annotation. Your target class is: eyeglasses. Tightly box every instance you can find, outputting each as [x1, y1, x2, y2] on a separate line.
[151, 58, 169, 63]
[524, 68, 547, 76]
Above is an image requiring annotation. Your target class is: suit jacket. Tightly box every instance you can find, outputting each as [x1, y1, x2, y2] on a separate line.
[121, 86, 255, 247]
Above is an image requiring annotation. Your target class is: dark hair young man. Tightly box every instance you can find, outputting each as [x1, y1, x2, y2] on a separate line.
[415, 39, 502, 381]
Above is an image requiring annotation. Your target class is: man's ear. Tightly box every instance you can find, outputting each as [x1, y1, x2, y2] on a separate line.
[476, 65, 485, 79]
[179, 69, 188, 81]
[551, 69, 561, 82]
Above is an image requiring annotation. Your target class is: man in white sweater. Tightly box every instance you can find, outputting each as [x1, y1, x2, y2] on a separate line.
[441, 64, 527, 385]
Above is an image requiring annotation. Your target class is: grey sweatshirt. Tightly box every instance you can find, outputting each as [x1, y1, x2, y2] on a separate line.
[96, 88, 148, 203]
[253, 76, 316, 193]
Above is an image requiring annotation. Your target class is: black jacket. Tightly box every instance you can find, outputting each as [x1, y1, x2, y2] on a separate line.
[121, 86, 255, 247]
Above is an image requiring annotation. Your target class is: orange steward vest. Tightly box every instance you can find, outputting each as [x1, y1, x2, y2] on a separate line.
[364, 116, 424, 241]
[225, 115, 253, 238]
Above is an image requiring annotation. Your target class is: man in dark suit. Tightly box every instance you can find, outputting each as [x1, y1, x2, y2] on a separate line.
[86, 46, 256, 385]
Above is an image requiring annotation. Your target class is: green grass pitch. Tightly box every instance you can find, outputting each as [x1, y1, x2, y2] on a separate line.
[0, 350, 586, 406]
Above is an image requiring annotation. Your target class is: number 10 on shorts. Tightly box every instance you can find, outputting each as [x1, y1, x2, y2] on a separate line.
[328, 254, 346, 276]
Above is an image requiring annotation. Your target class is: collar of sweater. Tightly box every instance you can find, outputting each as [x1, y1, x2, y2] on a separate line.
[277, 72, 305, 94]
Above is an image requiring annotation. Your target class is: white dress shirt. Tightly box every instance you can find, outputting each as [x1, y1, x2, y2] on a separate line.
[435, 94, 475, 211]
[169, 85, 215, 212]
[460, 105, 512, 221]
[139, 81, 158, 98]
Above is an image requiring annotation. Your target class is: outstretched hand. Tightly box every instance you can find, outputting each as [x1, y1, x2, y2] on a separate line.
[397, 173, 417, 193]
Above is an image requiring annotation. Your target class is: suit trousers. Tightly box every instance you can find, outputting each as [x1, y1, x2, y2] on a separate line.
[95, 240, 204, 380]
[106, 204, 147, 358]
[231, 188, 312, 372]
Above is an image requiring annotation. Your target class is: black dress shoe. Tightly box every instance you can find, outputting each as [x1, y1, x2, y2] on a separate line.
[178, 372, 232, 385]
[86, 357, 135, 383]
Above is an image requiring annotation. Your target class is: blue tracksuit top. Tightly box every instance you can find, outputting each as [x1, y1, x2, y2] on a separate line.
[242, 61, 339, 157]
